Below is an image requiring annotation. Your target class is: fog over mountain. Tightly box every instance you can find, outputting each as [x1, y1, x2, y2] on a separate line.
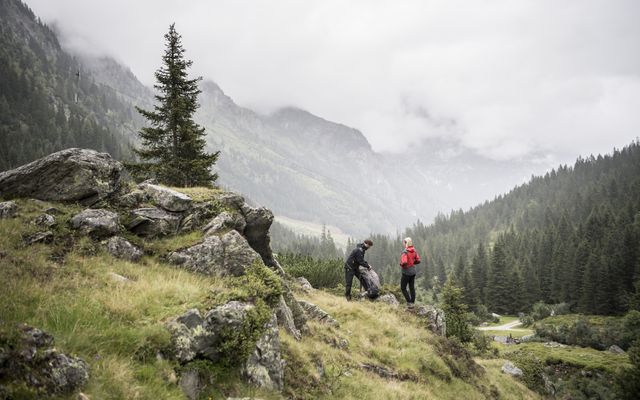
[7, 0, 640, 238]
[28, 0, 640, 163]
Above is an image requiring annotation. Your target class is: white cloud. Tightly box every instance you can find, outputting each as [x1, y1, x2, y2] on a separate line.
[27, 0, 640, 162]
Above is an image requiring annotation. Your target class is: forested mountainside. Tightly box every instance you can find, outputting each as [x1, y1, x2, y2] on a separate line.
[367, 141, 640, 316]
[0, 0, 143, 170]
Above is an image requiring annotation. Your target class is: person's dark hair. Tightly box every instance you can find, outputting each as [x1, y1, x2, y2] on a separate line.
[364, 239, 373, 247]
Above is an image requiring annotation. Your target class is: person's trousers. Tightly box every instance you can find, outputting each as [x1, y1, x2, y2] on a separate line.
[401, 274, 416, 304]
[345, 265, 361, 297]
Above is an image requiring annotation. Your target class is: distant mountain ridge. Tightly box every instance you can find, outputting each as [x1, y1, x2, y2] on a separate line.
[1, 0, 552, 236]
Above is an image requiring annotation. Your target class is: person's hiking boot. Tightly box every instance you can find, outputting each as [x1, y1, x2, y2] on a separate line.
[345, 294, 352, 302]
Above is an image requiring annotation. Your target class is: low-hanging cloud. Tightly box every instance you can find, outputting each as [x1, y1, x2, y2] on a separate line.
[28, 0, 640, 163]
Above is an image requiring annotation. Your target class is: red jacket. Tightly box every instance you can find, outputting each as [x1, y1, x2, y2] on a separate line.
[400, 246, 421, 271]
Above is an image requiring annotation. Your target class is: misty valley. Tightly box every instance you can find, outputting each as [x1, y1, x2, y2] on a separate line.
[1, 1, 639, 399]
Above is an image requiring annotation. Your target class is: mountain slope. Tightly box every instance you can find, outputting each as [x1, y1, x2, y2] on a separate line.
[0, 0, 142, 170]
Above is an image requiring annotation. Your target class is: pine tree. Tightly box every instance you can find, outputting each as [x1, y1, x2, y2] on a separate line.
[486, 237, 512, 314]
[441, 279, 473, 342]
[131, 24, 219, 187]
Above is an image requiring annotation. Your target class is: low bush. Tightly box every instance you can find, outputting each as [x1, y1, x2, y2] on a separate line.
[278, 253, 343, 289]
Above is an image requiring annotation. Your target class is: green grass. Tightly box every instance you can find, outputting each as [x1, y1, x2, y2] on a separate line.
[501, 342, 631, 375]
[536, 314, 620, 328]
[480, 329, 534, 339]
[486, 316, 520, 327]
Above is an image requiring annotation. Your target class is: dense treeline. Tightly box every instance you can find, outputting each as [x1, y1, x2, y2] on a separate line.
[270, 221, 344, 260]
[0, 0, 138, 171]
[367, 141, 640, 316]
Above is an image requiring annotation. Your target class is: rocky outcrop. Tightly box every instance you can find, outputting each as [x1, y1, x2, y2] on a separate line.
[608, 345, 625, 354]
[105, 236, 143, 261]
[296, 277, 313, 292]
[203, 211, 246, 236]
[501, 361, 523, 377]
[0, 325, 89, 396]
[127, 207, 182, 237]
[116, 189, 148, 208]
[168, 230, 260, 276]
[33, 213, 56, 228]
[167, 302, 255, 363]
[139, 182, 193, 212]
[23, 231, 53, 245]
[415, 305, 446, 336]
[377, 294, 399, 306]
[70, 209, 120, 238]
[179, 201, 220, 233]
[275, 295, 302, 340]
[0, 148, 122, 205]
[298, 300, 339, 326]
[243, 314, 284, 391]
[0, 201, 17, 218]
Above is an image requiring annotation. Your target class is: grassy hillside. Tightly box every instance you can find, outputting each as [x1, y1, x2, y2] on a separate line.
[0, 197, 541, 399]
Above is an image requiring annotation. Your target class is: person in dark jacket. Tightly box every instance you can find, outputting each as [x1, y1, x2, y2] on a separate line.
[400, 237, 421, 308]
[344, 239, 373, 300]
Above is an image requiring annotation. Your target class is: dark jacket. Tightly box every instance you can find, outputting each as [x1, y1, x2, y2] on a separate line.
[400, 246, 421, 276]
[345, 243, 370, 270]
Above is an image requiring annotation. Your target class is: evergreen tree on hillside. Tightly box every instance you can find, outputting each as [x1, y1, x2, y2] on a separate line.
[470, 242, 489, 304]
[131, 24, 219, 187]
[486, 237, 512, 314]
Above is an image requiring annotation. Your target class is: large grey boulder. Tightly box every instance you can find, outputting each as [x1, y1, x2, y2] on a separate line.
[139, 183, 192, 212]
[127, 207, 182, 237]
[243, 314, 284, 391]
[202, 211, 246, 236]
[105, 236, 143, 261]
[116, 189, 148, 209]
[168, 230, 260, 276]
[296, 277, 313, 292]
[70, 209, 120, 238]
[0, 325, 89, 395]
[0, 201, 17, 218]
[0, 148, 122, 205]
[298, 300, 339, 326]
[179, 201, 221, 233]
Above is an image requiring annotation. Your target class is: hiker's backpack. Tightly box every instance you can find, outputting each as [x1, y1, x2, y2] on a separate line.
[358, 266, 380, 299]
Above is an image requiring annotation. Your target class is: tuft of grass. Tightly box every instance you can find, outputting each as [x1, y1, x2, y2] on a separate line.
[165, 185, 224, 202]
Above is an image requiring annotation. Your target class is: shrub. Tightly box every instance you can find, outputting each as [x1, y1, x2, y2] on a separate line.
[278, 253, 343, 289]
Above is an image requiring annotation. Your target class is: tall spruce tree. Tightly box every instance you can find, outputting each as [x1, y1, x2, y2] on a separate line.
[132, 24, 219, 187]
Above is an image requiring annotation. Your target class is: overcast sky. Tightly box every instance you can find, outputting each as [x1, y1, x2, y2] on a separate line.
[27, 0, 640, 163]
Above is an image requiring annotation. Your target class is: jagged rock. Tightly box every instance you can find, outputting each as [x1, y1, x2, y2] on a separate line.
[179, 201, 221, 232]
[168, 230, 260, 277]
[128, 207, 182, 237]
[179, 369, 203, 400]
[243, 314, 284, 391]
[70, 209, 120, 238]
[202, 211, 246, 236]
[296, 277, 313, 292]
[23, 231, 53, 245]
[0, 201, 18, 218]
[33, 213, 56, 227]
[275, 295, 301, 340]
[213, 192, 247, 212]
[377, 294, 399, 306]
[167, 301, 255, 363]
[360, 363, 417, 381]
[283, 284, 308, 332]
[608, 345, 625, 354]
[0, 325, 89, 395]
[117, 189, 148, 208]
[243, 207, 277, 267]
[501, 361, 523, 377]
[298, 300, 339, 326]
[105, 236, 143, 261]
[0, 148, 122, 205]
[139, 183, 193, 212]
[415, 305, 446, 336]
[177, 309, 204, 329]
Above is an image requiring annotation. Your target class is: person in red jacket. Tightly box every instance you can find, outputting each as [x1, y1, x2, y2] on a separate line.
[400, 237, 421, 308]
